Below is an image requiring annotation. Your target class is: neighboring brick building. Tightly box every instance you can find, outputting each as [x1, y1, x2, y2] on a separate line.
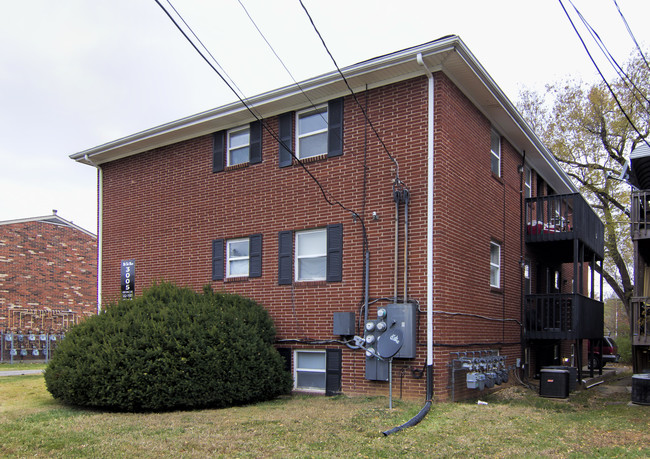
[0, 212, 97, 336]
[71, 36, 604, 401]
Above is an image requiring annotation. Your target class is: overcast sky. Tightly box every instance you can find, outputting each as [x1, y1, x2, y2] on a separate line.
[1, 0, 649, 233]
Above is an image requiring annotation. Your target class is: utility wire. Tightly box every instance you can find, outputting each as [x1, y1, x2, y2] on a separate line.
[298, 0, 403, 185]
[613, 0, 650, 73]
[559, 0, 650, 149]
[569, 0, 650, 110]
[154, 0, 367, 229]
[236, 0, 336, 142]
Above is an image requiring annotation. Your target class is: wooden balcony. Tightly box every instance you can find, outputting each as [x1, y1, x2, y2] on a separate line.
[631, 297, 650, 346]
[525, 194, 604, 260]
[631, 191, 650, 240]
[525, 294, 604, 340]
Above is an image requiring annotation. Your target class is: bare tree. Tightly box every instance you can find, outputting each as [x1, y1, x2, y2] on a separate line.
[517, 53, 650, 318]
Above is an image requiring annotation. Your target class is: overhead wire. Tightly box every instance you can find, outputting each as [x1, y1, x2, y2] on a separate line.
[236, 0, 331, 131]
[154, 0, 367, 229]
[568, 0, 650, 110]
[297, 0, 404, 186]
[613, 0, 650, 73]
[559, 0, 650, 150]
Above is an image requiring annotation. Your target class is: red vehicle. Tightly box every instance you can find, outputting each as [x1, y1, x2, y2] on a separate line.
[588, 337, 620, 369]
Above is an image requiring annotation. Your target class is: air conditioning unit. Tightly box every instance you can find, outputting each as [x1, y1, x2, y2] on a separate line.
[539, 368, 569, 398]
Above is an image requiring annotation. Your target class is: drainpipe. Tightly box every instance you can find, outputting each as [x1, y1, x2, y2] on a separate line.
[383, 53, 434, 436]
[84, 154, 103, 314]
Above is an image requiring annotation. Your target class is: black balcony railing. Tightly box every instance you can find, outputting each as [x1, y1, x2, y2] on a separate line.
[631, 191, 650, 240]
[525, 293, 604, 340]
[631, 297, 650, 346]
[525, 194, 604, 259]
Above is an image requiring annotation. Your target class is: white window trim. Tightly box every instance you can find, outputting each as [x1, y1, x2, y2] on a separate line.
[227, 125, 250, 167]
[524, 166, 532, 198]
[295, 228, 327, 282]
[296, 105, 328, 159]
[491, 129, 501, 177]
[294, 349, 326, 392]
[490, 241, 501, 288]
[226, 237, 249, 278]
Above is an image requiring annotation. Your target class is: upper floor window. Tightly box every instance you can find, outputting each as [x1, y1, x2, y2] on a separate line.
[211, 234, 262, 281]
[227, 126, 250, 166]
[491, 129, 501, 177]
[490, 241, 501, 288]
[226, 238, 250, 278]
[524, 166, 532, 198]
[297, 105, 328, 159]
[278, 224, 343, 285]
[295, 228, 327, 281]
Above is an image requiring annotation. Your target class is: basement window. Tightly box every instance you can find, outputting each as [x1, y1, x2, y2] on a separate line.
[294, 350, 326, 391]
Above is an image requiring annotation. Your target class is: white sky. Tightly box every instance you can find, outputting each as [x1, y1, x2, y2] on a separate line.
[1, 0, 649, 233]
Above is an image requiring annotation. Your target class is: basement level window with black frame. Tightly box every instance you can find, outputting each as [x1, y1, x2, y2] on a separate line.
[294, 350, 326, 391]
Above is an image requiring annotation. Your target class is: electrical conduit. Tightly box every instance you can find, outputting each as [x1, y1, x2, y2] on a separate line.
[383, 53, 434, 436]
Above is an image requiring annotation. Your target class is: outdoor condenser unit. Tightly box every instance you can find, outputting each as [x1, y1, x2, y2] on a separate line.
[631, 373, 650, 405]
[539, 368, 570, 398]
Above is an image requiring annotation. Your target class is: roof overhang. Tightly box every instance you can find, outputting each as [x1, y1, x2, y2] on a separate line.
[630, 144, 650, 190]
[70, 35, 576, 194]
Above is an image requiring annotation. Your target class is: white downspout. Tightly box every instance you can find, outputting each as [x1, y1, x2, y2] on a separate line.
[417, 53, 434, 396]
[84, 154, 103, 314]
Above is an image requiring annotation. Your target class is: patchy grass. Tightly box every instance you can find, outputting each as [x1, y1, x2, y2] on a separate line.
[0, 362, 47, 371]
[0, 373, 648, 458]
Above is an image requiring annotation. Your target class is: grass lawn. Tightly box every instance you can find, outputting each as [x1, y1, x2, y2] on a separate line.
[0, 370, 648, 458]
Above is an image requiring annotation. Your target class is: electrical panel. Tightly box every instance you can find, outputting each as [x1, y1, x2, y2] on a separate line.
[332, 312, 356, 336]
[385, 303, 417, 358]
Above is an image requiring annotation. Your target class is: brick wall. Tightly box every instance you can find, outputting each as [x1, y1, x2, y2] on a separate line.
[99, 72, 580, 401]
[0, 221, 97, 333]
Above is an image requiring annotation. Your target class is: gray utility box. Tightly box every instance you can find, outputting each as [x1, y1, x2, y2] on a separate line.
[385, 303, 417, 359]
[333, 312, 355, 336]
[540, 368, 570, 399]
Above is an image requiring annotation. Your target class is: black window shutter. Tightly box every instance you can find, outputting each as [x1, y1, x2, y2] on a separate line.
[327, 98, 344, 158]
[278, 112, 293, 168]
[277, 347, 292, 373]
[212, 131, 225, 173]
[325, 348, 342, 396]
[326, 223, 343, 282]
[278, 230, 293, 285]
[249, 233, 262, 278]
[211, 239, 224, 281]
[249, 121, 262, 164]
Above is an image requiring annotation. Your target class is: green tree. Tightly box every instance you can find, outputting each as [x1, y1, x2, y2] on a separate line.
[517, 52, 650, 318]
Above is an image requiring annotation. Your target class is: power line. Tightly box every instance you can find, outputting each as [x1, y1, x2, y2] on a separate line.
[613, 0, 650, 73]
[153, 0, 367, 228]
[559, 0, 650, 150]
[297, 0, 404, 186]
[569, 0, 650, 111]
[236, 0, 334, 142]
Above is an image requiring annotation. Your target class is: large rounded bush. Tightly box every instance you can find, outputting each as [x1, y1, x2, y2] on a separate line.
[44, 283, 292, 411]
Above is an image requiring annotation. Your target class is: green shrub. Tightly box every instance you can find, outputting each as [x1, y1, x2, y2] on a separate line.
[44, 282, 292, 411]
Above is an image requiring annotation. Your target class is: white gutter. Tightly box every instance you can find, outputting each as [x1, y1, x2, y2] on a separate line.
[417, 53, 435, 394]
[84, 154, 103, 314]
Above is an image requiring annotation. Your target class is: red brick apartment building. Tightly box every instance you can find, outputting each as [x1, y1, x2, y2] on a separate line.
[0, 212, 97, 338]
[71, 36, 604, 402]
